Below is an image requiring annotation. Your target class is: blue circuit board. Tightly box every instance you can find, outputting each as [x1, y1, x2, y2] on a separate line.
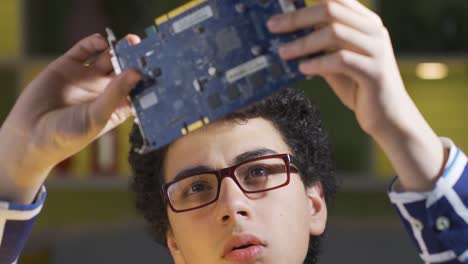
[107, 0, 315, 152]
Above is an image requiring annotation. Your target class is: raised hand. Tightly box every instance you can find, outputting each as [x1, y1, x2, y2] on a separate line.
[269, 0, 413, 136]
[0, 34, 142, 203]
[267, 0, 446, 191]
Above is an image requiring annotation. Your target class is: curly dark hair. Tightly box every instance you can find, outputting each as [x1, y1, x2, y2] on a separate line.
[129, 87, 337, 264]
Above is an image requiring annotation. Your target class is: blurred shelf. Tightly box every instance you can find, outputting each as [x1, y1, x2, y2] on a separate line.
[336, 173, 392, 192]
[45, 176, 131, 190]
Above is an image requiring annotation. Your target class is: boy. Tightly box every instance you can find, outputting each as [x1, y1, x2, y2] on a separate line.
[1, 0, 467, 263]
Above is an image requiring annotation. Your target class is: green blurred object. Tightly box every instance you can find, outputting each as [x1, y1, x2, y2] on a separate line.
[0, 0, 20, 59]
[330, 191, 398, 221]
[33, 189, 137, 231]
[378, 0, 468, 54]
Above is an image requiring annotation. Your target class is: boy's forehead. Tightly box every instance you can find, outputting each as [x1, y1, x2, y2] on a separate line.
[163, 117, 291, 180]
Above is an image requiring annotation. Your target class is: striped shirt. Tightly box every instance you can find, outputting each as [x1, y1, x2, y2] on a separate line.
[0, 138, 467, 263]
[389, 138, 468, 263]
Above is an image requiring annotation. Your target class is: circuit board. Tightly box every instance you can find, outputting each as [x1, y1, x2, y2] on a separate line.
[107, 0, 315, 152]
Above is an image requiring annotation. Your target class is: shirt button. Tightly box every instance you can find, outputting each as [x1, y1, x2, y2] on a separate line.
[436, 216, 451, 231]
[411, 219, 423, 231]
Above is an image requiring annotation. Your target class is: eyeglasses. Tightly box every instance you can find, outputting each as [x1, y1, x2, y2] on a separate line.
[162, 153, 300, 213]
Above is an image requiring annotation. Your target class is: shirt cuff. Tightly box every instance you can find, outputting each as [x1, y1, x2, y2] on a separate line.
[388, 137, 468, 263]
[0, 186, 46, 264]
[0, 185, 46, 213]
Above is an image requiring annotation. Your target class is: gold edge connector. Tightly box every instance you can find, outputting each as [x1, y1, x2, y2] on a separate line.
[168, 0, 207, 19]
[181, 117, 210, 135]
[154, 0, 207, 26]
[155, 14, 169, 25]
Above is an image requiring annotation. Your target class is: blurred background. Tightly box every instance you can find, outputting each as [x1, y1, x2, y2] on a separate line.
[0, 0, 467, 263]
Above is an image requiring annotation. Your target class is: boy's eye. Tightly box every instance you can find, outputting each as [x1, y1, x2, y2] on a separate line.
[191, 183, 209, 193]
[184, 181, 213, 196]
[249, 167, 269, 177]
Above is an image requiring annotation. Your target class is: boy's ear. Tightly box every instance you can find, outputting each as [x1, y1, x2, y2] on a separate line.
[167, 228, 186, 264]
[305, 183, 327, 236]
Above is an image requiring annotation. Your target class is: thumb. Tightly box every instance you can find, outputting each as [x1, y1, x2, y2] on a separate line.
[89, 69, 142, 129]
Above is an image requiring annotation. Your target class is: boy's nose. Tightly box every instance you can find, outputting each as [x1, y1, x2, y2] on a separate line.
[215, 177, 252, 224]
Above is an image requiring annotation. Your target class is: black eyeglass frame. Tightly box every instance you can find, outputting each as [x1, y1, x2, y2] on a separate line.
[161, 153, 300, 213]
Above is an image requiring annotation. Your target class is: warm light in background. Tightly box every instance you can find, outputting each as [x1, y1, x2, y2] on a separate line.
[415, 62, 449, 80]
[375, 59, 468, 177]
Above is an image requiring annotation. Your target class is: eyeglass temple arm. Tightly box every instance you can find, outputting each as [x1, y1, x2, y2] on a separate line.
[288, 155, 301, 173]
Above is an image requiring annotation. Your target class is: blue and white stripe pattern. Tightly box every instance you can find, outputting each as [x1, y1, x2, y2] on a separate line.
[389, 138, 468, 263]
[0, 186, 46, 264]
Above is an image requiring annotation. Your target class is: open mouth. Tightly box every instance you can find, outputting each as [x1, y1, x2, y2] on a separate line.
[224, 235, 266, 262]
[233, 243, 255, 250]
[225, 243, 264, 261]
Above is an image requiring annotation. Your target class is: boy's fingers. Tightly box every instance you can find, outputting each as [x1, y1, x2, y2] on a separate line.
[88, 69, 142, 128]
[91, 49, 113, 74]
[278, 23, 373, 60]
[92, 34, 141, 75]
[268, 1, 377, 35]
[97, 98, 134, 137]
[335, 0, 383, 25]
[94, 34, 142, 75]
[268, 5, 327, 33]
[125, 34, 142, 45]
[326, 1, 378, 35]
[299, 50, 373, 81]
[64, 34, 109, 63]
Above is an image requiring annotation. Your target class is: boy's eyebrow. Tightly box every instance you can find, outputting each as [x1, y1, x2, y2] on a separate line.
[233, 148, 278, 165]
[172, 165, 214, 182]
[171, 148, 278, 182]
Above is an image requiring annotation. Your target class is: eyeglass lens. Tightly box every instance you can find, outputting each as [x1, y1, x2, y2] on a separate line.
[167, 157, 288, 211]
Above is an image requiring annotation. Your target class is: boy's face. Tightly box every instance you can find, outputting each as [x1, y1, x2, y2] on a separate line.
[163, 117, 327, 264]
